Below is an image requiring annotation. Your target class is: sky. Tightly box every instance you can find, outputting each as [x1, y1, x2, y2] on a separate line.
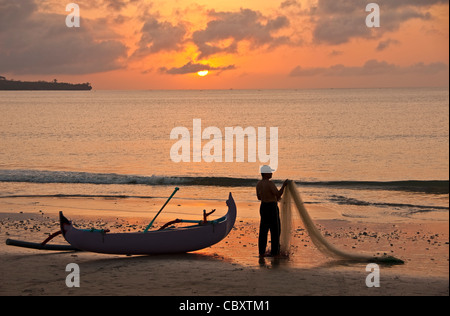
[0, 0, 448, 89]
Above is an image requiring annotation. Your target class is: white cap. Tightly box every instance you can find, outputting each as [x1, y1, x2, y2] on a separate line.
[260, 165, 275, 174]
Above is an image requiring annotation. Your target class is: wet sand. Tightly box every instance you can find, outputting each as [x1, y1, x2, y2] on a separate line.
[0, 198, 448, 296]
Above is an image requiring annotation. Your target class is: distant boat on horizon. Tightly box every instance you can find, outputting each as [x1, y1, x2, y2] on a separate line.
[0, 76, 92, 91]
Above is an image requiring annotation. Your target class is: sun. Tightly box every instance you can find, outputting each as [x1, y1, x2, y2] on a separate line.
[197, 70, 209, 77]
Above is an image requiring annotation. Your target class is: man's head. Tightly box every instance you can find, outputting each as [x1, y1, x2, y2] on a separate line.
[260, 165, 274, 179]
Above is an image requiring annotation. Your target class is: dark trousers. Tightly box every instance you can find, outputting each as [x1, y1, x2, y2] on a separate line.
[258, 202, 281, 256]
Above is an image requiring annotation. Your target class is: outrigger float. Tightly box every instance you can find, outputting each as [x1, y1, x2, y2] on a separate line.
[6, 190, 237, 255]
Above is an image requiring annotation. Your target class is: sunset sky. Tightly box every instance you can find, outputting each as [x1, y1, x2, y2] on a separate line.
[0, 0, 448, 89]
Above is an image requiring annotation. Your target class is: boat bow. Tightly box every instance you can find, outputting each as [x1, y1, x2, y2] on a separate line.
[60, 193, 237, 255]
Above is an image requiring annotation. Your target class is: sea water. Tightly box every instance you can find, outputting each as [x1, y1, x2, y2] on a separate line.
[0, 89, 448, 222]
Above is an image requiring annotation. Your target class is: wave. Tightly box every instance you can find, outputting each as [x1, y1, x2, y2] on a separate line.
[309, 180, 449, 194]
[330, 195, 449, 211]
[0, 169, 448, 194]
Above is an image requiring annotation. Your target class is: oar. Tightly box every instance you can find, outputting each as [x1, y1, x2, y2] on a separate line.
[144, 187, 180, 233]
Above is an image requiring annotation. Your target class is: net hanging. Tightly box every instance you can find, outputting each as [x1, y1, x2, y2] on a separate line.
[279, 181, 404, 264]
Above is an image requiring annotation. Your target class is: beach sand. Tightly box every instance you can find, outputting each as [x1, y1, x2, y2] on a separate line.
[0, 198, 448, 296]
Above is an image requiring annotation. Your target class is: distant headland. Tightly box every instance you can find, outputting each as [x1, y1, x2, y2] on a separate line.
[0, 76, 92, 91]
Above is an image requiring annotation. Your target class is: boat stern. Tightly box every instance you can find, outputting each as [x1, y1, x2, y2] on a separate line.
[225, 192, 237, 234]
[59, 211, 72, 237]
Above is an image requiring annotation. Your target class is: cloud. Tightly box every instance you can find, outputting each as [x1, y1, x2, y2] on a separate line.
[0, 0, 36, 30]
[192, 8, 290, 59]
[312, 0, 448, 14]
[329, 49, 344, 57]
[0, 0, 127, 75]
[376, 38, 400, 51]
[280, 0, 302, 9]
[378, 0, 449, 10]
[289, 60, 449, 77]
[133, 17, 186, 56]
[103, 0, 129, 11]
[159, 62, 236, 75]
[312, 13, 371, 45]
[311, 0, 446, 45]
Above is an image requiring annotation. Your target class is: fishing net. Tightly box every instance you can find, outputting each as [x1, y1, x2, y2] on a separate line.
[280, 185, 293, 254]
[280, 181, 404, 263]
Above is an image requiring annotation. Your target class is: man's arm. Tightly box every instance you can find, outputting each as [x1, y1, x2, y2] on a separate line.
[273, 180, 289, 200]
[256, 181, 262, 201]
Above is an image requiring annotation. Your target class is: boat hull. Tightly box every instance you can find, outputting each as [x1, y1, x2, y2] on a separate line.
[60, 193, 236, 255]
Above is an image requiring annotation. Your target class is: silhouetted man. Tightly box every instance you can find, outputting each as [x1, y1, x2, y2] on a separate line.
[256, 165, 288, 257]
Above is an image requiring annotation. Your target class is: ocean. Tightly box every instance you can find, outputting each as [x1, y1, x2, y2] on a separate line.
[0, 88, 448, 222]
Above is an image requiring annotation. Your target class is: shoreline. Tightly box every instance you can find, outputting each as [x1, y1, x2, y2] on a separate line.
[0, 196, 448, 296]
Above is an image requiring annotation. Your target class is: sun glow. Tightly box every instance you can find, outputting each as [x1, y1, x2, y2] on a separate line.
[197, 70, 209, 77]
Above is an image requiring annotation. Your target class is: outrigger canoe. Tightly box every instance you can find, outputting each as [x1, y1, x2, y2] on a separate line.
[59, 193, 236, 255]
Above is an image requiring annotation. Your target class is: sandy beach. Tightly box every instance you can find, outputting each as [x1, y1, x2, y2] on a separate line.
[1, 197, 448, 296]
